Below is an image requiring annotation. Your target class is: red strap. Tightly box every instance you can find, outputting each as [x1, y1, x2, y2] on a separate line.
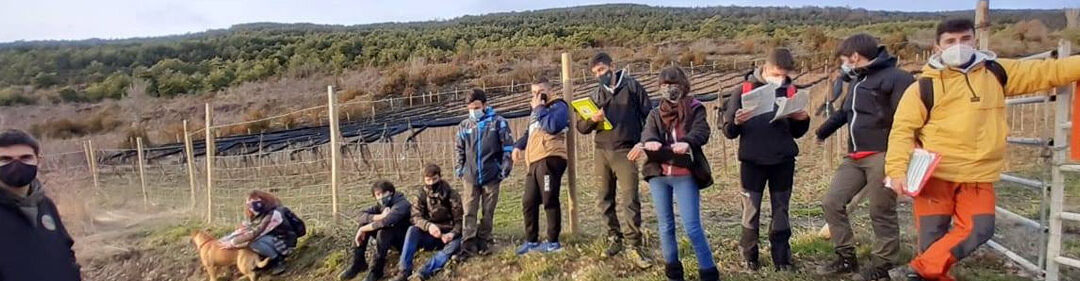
[741, 82, 753, 95]
[786, 85, 797, 98]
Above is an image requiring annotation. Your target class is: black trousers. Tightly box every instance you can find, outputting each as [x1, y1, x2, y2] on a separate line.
[523, 156, 568, 243]
[738, 160, 794, 266]
[356, 217, 408, 278]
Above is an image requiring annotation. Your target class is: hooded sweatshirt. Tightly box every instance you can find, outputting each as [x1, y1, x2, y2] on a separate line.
[576, 69, 654, 150]
[886, 50, 1080, 182]
[455, 106, 514, 186]
[817, 47, 914, 155]
[0, 181, 82, 281]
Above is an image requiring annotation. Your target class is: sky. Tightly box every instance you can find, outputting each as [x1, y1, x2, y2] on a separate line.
[1, 0, 1077, 43]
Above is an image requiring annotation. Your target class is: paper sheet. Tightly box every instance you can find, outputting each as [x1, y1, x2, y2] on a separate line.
[771, 89, 809, 123]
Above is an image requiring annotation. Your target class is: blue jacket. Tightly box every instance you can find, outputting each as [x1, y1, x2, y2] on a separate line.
[455, 107, 514, 186]
[0, 181, 81, 281]
[514, 99, 570, 150]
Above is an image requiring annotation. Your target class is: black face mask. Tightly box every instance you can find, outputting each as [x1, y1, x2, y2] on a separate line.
[377, 192, 394, 207]
[663, 86, 685, 102]
[598, 70, 615, 88]
[249, 201, 266, 215]
[0, 161, 37, 188]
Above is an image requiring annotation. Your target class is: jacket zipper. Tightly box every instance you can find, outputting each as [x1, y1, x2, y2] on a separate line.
[849, 76, 868, 152]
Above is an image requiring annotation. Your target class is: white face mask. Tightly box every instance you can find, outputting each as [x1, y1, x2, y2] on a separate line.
[764, 76, 784, 85]
[469, 109, 484, 120]
[941, 44, 976, 68]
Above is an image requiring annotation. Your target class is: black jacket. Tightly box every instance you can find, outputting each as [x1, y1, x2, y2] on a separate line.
[410, 180, 464, 237]
[721, 72, 810, 165]
[576, 70, 654, 150]
[816, 47, 914, 153]
[0, 181, 81, 281]
[640, 99, 713, 189]
[359, 192, 412, 231]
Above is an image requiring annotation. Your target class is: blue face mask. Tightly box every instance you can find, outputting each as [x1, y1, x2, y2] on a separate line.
[469, 109, 484, 120]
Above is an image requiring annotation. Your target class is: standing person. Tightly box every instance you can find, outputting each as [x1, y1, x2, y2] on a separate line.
[629, 66, 719, 281]
[721, 48, 810, 272]
[392, 164, 463, 281]
[339, 180, 412, 281]
[814, 34, 911, 281]
[0, 129, 81, 281]
[454, 89, 514, 258]
[511, 78, 570, 255]
[886, 18, 1080, 281]
[576, 52, 654, 268]
[221, 190, 306, 276]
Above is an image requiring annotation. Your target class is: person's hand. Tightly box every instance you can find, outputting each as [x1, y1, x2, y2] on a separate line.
[373, 208, 391, 221]
[591, 109, 606, 123]
[671, 142, 690, 154]
[888, 177, 909, 197]
[354, 227, 369, 246]
[441, 232, 456, 244]
[512, 148, 523, 163]
[815, 138, 826, 145]
[643, 141, 663, 151]
[627, 143, 646, 161]
[530, 92, 544, 108]
[427, 224, 442, 238]
[789, 110, 809, 121]
[734, 109, 752, 125]
[359, 223, 376, 233]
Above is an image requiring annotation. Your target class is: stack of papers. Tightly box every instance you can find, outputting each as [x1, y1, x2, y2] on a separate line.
[740, 84, 808, 123]
[900, 148, 942, 196]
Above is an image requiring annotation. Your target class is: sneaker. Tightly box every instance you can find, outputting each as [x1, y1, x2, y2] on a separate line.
[854, 263, 894, 281]
[602, 241, 624, 258]
[516, 242, 540, 255]
[537, 242, 563, 253]
[888, 266, 927, 281]
[625, 247, 654, 269]
[268, 258, 288, 276]
[816, 253, 858, 275]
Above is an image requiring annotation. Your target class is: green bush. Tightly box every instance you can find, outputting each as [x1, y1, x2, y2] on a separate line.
[0, 87, 36, 106]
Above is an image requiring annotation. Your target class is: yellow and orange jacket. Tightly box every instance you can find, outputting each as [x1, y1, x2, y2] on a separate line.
[886, 52, 1080, 183]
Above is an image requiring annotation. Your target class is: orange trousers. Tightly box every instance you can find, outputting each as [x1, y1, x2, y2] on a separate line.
[910, 178, 996, 281]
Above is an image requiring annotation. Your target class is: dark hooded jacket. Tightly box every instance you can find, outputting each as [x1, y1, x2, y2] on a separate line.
[0, 181, 82, 281]
[358, 191, 412, 231]
[721, 70, 811, 165]
[576, 69, 654, 150]
[455, 106, 514, 186]
[816, 47, 914, 153]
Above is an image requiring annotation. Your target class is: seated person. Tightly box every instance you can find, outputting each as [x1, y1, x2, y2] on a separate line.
[392, 164, 464, 281]
[221, 190, 304, 275]
[339, 180, 412, 281]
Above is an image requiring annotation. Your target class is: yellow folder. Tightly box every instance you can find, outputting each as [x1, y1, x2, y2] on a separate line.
[571, 97, 614, 131]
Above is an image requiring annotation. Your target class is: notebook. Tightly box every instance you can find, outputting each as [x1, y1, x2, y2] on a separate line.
[571, 97, 614, 131]
[897, 148, 942, 196]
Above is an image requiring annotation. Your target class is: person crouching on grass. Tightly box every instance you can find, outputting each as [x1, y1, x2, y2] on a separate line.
[219, 190, 304, 276]
[628, 66, 718, 281]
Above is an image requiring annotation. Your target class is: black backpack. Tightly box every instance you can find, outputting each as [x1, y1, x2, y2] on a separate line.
[280, 207, 307, 237]
[917, 60, 1008, 123]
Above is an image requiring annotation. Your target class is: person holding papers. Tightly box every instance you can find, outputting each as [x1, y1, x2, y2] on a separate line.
[813, 34, 913, 281]
[575, 52, 655, 268]
[721, 48, 809, 272]
[886, 18, 1080, 281]
[629, 66, 718, 281]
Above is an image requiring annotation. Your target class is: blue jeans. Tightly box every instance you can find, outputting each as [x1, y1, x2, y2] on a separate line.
[249, 235, 284, 259]
[399, 226, 462, 275]
[648, 176, 716, 269]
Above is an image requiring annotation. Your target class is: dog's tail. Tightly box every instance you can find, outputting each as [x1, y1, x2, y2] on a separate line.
[256, 257, 272, 268]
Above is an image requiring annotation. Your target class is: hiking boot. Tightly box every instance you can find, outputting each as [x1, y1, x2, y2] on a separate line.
[361, 274, 380, 281]
[775, 263, 796, 272]
[515, 242, 540, 255]
[699, 267, 720, 281]
[854, 263, 894, 281]
[268, 258, 288, 276]
[625, 247, 653, 269]
[816, 252, 858, 275]
[602, 241, 623, 258]
[745, 260, 761, 271]
[888, 266, 927, 281]
[389, 272, 409, 281]
[339, 247, 369, 280]
[537, 241, 563, 253]
[665, 262, 685, 281]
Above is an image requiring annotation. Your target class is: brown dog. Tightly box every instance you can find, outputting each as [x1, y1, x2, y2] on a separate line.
[191, 230, 270, 281]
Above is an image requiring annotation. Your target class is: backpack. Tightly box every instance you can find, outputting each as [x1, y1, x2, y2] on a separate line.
[917, 60, 1008, 124]
[280, 207, 307, 237]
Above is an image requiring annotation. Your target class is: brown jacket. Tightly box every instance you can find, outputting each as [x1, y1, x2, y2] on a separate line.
[410, 180, 464, 237]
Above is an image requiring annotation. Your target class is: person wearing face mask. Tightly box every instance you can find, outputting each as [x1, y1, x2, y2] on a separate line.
[221, 190, 302, 276]
[886, 18, 1080, 281]
[453, 89, 514, 258]
[721, 48, 810, 272]
[629, 66, 718, 281]
[576, 52, 655, 268]
[0, 129, 81, 281]
[339, 180, 412, 281]
[813, 34, 913, 281]
[511, 77, 570, 255]
[389, 164, 463, 281]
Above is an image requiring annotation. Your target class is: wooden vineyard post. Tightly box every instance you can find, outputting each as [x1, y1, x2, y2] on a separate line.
[975, 0, 991, 51]
[327, 85, 342, 219]
[136, 137, 148, 209]
[205, 103, 215, 224]
[561, 53, 580, 234]
[87, 140, 100, 190]
[183, 120, 198, 210]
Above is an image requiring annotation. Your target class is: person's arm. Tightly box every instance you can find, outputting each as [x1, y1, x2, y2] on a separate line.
[450, 189, 464, 237]
[514, 130, 529, 150]
[998, 56, 1080, 96]
[358, 204, 381, 223]
[369, 199, 411, 230]
[454, 124, 467, 178]
[885, 84, 927, 180]
[499, 119, 514, 178]
[410, 192, 432, 230]
[788, 116, 811, 139]
[680, 105, 711, 147]
[537, 101, 570, 134]
[640, 110, 661, 143]
[721, 90, 742, 139]
[815, 107, 847, 140]
[634, 80, 654, 125]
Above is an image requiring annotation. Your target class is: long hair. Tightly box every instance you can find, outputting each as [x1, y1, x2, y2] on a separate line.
[658, 66, 691, 95]
[245, 190, 281, 219]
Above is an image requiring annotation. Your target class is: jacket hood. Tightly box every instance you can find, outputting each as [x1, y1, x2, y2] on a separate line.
[0, 180, 44, 208]
[858, 46, 898, 76]
[924, 49, 998, 76]
[600, 68, 628, 93]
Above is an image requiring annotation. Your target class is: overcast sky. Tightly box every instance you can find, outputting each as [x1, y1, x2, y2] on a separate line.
[1, 0, 1076, 42]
